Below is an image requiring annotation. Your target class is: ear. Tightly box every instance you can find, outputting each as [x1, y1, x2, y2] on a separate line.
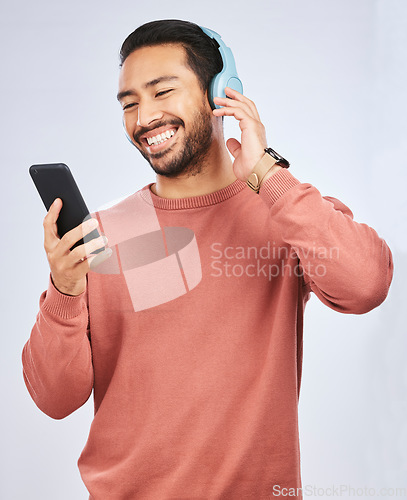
[202, 89, 214, 113]
[205, 86, 215, 111]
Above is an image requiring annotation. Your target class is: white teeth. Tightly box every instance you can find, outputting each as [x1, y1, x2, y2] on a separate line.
[146, 129, 176, 146]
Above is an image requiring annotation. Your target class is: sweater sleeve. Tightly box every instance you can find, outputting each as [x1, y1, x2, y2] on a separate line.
[258, 169, 394, 314]
[22, 274, 94, 419]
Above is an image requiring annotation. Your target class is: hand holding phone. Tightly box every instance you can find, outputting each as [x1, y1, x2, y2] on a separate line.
[30, 163, 112, 296]
[43, 198, 110, 296]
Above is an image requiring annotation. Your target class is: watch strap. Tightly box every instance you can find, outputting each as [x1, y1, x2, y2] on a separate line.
[246, 153, 278, 193]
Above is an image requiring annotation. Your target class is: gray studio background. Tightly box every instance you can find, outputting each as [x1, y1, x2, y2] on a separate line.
[1, 0, 406, 498]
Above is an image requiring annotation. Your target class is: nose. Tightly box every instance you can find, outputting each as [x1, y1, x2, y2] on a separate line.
[136, 99, 164, 127]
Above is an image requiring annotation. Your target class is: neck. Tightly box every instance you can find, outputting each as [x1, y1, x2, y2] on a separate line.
[150, 135, 237, 200]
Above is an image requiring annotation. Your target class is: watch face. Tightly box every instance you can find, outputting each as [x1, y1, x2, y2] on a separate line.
[265, 148, 290, 168]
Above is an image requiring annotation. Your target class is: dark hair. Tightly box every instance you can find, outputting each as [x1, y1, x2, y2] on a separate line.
[119, 19, 223, 93]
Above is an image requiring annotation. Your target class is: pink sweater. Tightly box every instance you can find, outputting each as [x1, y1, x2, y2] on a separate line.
[22, 169, 393, 499]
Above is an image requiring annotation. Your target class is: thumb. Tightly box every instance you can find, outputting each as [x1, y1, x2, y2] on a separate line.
[49, 198, 62, 218]
[45, 198, 62, 234]
[226, 138, 241, 159]
[50, 198, 63, 232]
[43, 198, 63, 249]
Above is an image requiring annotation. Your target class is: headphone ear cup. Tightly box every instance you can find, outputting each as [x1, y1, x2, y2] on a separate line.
[200, 26, 243, 110]
[211, 73, 243, 110]
[207, 78, 216, 110]
[226, 77, 243, 95]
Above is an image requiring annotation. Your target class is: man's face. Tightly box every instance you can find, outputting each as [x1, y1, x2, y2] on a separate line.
[118, 44, 215, 178]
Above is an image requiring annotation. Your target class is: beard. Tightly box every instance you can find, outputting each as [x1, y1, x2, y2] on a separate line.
[133, 102, 214, 179]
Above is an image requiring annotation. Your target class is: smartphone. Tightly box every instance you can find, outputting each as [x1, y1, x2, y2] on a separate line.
[29, 163, 105, 254]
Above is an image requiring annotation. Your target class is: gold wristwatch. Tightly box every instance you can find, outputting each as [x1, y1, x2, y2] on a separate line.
[246, 148, 290, 194]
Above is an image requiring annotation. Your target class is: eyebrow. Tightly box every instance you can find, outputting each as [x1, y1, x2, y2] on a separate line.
[116, 76, 180, 102]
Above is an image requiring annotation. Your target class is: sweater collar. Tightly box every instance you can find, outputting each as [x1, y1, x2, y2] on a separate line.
[139, 179, 247, 210]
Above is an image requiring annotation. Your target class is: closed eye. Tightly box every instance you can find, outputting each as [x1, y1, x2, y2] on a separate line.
[155, 89, 173, 98]
[123, 102, 138, 111]
[122, 89, 173, 110]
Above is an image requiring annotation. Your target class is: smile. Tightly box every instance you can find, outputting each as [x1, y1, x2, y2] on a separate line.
[146, 129, 176, 146]
[140, 126, 179, 153]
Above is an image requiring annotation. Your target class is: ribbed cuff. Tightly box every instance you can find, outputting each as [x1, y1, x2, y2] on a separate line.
[42, 273, 87, 319]
[258, 168, 301, 207]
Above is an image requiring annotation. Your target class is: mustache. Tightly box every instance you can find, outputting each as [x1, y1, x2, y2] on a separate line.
[134, 118, 185, 143]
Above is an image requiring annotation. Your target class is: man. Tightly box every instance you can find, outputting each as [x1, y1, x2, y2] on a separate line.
[22, 19, 393, 499]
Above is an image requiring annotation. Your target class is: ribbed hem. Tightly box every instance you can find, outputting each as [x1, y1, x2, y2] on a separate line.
[140, 179, 247, 210]
[258, 168, 301, 206]
[42, 273, 87, 319]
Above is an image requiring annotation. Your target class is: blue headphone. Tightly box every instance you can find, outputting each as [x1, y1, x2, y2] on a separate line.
[199, 26, 243, 110]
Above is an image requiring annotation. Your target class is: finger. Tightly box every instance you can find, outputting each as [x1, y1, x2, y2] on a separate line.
[68, 234, 107, 265]
[44, 197, 62, 225]
[43, 198, 63, 251]
[88, 247, 113, 270]
[226, 138, 241, 159]
[224, 87, 261, 121]
[83, 235, 109, 260]
[60, 217, 100, 255]
[213, 105, 256, 127]
[213, 96, 255, 120]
